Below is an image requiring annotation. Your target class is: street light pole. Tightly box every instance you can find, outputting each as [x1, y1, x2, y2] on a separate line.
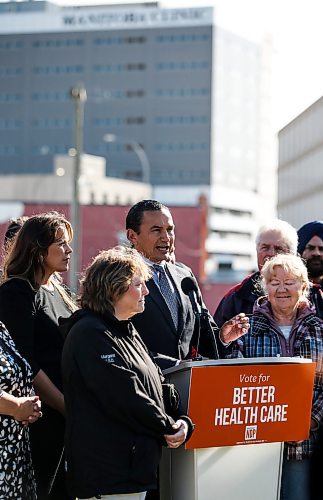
[128, 141, 150, 184]
[103, 134, 150, 184]
[70, 83, 87, 292]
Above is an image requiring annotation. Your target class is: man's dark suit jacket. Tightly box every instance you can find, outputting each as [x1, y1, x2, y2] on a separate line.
[131, 262, 219, 370]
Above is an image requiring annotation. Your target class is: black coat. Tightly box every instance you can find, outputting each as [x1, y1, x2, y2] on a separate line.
[131, 262, 219, 369]
[214, 272, 262, 328]
[62, 309, 193, 499]
[310, 283, 323, 319]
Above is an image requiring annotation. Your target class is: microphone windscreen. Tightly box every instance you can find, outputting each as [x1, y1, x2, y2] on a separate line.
[181, 276, 198, 295]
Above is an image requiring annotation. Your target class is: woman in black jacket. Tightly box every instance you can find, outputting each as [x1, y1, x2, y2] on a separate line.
[0, 211, 77, 499]
[62, 246, 194, 500]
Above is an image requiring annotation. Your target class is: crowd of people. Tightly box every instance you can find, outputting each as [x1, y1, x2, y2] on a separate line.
[0, 202, 322, 500]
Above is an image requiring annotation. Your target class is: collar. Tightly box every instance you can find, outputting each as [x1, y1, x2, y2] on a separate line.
[252, 296, 314, 331]
[141, 255, 166, 269]
[101, 309, 135, 338]
[60, 308, 135, 339]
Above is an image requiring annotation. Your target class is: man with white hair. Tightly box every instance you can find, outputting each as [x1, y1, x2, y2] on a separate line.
[214, 219, 298, 327]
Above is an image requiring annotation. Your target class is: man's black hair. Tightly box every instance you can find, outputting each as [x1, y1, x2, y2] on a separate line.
[126, 199, 169, 233]
[4, 216, 28, 245]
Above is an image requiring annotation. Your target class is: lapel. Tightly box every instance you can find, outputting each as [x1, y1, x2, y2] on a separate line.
[146, 278, 178, 336]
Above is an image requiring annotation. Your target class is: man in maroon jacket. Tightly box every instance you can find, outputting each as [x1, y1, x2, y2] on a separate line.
[214, 219, 298, 327]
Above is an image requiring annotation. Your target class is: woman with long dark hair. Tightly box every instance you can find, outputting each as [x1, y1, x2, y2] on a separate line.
[0, 211, 77, 499]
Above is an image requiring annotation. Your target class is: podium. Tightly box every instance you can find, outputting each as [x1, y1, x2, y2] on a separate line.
[160, 357, 315, 500]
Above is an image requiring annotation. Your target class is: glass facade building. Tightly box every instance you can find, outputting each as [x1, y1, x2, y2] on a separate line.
[0, 1, 212, 185]
[0, 1, 275, 275]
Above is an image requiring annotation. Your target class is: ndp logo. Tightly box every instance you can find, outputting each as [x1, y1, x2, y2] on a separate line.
[245, 425, 257, 441]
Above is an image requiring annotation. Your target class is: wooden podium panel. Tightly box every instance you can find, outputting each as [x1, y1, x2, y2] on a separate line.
[187, 362, 315, 448]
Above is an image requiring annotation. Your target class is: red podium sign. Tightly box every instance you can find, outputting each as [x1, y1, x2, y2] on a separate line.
[186, 363, 315, 449]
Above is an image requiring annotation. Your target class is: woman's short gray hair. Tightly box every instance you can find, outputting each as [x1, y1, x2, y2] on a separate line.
[261, 253, 310, 301]
[80, 246, 151, 315]
[255, 219, 298, 255]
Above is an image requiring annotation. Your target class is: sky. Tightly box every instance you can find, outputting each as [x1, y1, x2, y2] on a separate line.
[4, 0, 323, 132]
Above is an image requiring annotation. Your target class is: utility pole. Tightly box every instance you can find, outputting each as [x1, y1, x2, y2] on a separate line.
[70, 83, 87, 292]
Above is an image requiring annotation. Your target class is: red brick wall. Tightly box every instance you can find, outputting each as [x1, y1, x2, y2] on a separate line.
[200, 282, 233, 315]
[0, 203, 234, 313]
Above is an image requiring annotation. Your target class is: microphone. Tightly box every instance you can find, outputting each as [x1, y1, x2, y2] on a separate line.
[181, 277, 201, 316]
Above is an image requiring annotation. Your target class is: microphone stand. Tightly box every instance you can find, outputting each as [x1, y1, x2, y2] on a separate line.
[191, 305, 220, 361]
[184, 284, 220, 361]
[192, 312, 203, 361]
[199, 308, 220, 360]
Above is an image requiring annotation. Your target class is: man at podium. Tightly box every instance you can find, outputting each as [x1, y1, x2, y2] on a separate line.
[126, 199, 249, 369]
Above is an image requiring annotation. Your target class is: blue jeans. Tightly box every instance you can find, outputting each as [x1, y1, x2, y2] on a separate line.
[280, 456, 311, 500]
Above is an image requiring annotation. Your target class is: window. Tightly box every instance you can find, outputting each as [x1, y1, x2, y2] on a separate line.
[127, 63, 146, 71]
[93, 63, 146, 73]
[125, 36, 146, 44]
[32, 39, 83, 48]
[31, 91, 69, 102]
[99, 90, 146, 99]
[0, 119, 22, 129]
[156, 33, 210, 43]
[213, 207, 252, 217]
[32, 144, 70, 155]
[126, 116, 145, 125]
[212, 230, 251, 240]
[0, 40, 23, 49]
[155, 115, 208, 125]
[154, 142, 208, 152]
[0, 93, 22, 102]
[0, 67, 22, 76]
[94, 36, 146, 45]
[93, 117, 146, 126]
[32, 65, 83, 75]
[93, 117, 123, 127]
[156, 61, 208, 71]
[0, 145, 19, 156]
[31, 118, 72, 129]
[126, 90, 145, 98]
[156, 88, 209, 97]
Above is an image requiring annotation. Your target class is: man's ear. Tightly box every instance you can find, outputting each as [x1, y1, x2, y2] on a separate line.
[127, 228, 138, 247]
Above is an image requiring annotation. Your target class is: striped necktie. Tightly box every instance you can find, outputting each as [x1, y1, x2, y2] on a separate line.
[154, 264, 179, 329]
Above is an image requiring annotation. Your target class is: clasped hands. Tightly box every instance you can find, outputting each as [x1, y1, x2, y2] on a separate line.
[164, 419, 188, 449]
[15, 395, 42, 425]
